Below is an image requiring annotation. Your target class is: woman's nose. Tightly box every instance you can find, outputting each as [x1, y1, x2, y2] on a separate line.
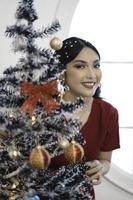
[86, 66, 96, 78]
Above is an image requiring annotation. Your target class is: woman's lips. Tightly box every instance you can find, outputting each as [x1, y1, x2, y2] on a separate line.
[82, 82, 95, 89]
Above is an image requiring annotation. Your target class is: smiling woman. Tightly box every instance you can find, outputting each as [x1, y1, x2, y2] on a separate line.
[54, 37, 120, 192]
[68, 0, 133, 198]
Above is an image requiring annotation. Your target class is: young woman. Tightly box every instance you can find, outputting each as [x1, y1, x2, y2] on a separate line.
[50, 37, 120, 186]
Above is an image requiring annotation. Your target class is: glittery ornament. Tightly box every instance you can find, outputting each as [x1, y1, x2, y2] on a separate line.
[29, 146, 51, 169]
[11, 181, 19, 189]
[8, 111, 18, 120]
[8, 144, 21, 160]
[57, 78, 65, 100]
[30, 115, 39, 128]
[64, 141, 84, 165]
[50, 37, 63, 50]
[58, 137, 70, 149]
[9, 149, 20, 160]
[9, 181, 19, 200]
[31, 116, 36, 125]
[30, 115, 41, 130]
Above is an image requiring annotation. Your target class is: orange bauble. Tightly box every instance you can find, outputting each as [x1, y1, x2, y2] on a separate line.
[64, 141, 84, 165]
[29, 146, 51, 169]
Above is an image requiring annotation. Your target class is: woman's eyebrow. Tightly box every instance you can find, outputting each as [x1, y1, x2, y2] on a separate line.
[72, 59, 100, 64]
[72, 60, 87, 64]
[94, 59, 100, 64]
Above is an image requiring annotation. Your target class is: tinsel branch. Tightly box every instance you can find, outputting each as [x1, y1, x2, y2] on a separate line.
[43, 20, 61, 37]
[5, 20, 61, 39]
[16, 0, 38, 22]
[3, 162, 28, 179]
[5, 25, 33, 38]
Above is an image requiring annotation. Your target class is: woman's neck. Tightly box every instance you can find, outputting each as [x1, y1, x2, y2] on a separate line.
[62, 94, 94, 128]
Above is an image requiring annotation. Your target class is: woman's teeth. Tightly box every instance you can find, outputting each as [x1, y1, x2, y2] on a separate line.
[82, 82, 95, 88]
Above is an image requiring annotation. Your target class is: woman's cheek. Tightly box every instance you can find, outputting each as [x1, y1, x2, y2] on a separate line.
[98, 70, 102, 82]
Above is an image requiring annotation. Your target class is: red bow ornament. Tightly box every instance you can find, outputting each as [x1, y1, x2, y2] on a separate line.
[19, 80, 60, 117]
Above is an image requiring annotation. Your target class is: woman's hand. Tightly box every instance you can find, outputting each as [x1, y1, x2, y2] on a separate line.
[85, 160, 103, 185]
[85, 151, 112, 184]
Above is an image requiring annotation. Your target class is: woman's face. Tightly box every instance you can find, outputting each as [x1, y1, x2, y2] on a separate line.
[64, 47, 102, 101]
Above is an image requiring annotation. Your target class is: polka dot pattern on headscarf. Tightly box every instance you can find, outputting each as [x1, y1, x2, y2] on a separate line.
[55, 37, 100, 66]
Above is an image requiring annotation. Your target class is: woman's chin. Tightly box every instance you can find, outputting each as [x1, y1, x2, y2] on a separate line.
[80, 90, 95, 98]
[63, 89, 95, 101]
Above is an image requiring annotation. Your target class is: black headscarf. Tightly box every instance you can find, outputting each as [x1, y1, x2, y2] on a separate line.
[55, 37, 100, 66]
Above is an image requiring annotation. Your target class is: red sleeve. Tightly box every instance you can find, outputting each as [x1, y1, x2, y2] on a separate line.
[100, 108, 120, 151]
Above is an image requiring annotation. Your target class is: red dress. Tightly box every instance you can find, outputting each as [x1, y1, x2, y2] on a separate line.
[50, 98, 120, 169]
[47, 98, 120, 199]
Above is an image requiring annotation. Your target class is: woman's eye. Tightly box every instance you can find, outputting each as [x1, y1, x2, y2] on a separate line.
[94, 64, 100, 68]
[74, 64, 86, 69]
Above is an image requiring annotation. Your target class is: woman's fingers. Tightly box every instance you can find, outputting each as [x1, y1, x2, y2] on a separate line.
[92, 175, 101, 185]
[87, 165, 102, 175]
[85, 160, 103, 184]
[86, 160, 103, 175]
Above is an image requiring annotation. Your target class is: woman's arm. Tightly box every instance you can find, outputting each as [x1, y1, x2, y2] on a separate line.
[85, 151, 112, 184]
[98, 150, 112, 174]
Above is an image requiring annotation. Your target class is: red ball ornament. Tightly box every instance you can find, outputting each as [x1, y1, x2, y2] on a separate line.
[29, 146, 51, 169]
[50, 37, 63, 50]
[64, 141, 84, 165]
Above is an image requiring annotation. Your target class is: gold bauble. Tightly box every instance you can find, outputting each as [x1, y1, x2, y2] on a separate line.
[50, 37, 63, 50]
[29, 146, 51, 169]
[64, 141, 84, 165]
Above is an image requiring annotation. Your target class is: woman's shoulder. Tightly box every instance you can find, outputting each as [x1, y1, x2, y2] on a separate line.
[93, 98, 118, 114]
